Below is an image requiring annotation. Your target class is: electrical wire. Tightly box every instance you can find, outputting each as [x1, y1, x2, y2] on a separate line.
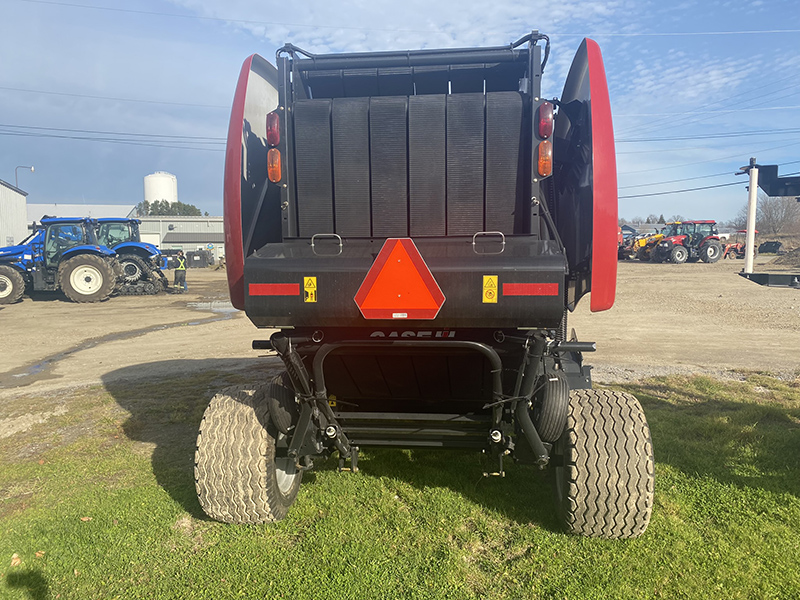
[0, 85, 227, 109]
[18, 0, 800, 37]
[619, 181, 744, 199]
[0, 122, 225, 142]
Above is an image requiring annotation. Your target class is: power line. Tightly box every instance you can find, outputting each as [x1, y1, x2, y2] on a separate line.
[0, 122, 225, 142]
[0, 85, 227, 109]
[617, 127, 800, 143]
[18, 0, 438, 34]
[619, 181, 744, 199]
[19, 0, 800, 38]
[618, 140, 800, 175]
[0, 129, 223, 152]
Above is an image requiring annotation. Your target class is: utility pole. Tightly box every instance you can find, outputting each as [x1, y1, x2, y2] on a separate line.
[736, 158, 759, 274]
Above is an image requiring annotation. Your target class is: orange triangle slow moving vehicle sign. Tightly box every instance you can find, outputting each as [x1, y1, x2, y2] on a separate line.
[354, 238, 445, 320]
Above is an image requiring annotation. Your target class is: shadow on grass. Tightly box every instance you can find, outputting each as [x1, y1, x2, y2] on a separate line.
[619, 376, 800, 497]
[102, 358, 281, 519]
[101, 359, 561, 530]
[5, 569, 49, 600]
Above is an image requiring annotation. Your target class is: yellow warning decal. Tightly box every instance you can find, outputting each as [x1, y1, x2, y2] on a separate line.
[304, 276, 317, 303]
[483, 275, 498, 303]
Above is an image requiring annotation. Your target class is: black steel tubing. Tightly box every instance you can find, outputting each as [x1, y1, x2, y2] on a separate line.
[515, 401, 549, 464]
[286, 49, 528, 71]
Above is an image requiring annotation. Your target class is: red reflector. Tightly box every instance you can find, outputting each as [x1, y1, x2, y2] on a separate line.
[249, 283, 300, 296]
[537, 101, 554, 139]
[354, 239, 445, 320]
[266, 110, 280, 146]
[503, 283, 559, 296]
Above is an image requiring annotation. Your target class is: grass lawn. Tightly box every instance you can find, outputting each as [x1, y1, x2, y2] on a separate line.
[1, 371, 799, 599]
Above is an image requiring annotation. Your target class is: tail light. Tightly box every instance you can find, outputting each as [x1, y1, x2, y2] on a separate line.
[537, 140, 553, 177]
[537, 101, 554, 139]
[267, 148, 282, 182]
[266, 110, 280, 146]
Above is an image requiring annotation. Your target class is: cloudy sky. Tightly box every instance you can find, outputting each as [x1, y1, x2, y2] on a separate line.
[2, 0, 799, 222]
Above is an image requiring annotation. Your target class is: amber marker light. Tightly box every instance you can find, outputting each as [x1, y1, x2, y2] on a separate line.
[537, 140, 553, 177]
[267, 148, 282, 182]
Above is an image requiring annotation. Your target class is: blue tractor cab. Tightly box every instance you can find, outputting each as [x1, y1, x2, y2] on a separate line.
[0, 217, 120, 303]
[95, 218, 169, 292]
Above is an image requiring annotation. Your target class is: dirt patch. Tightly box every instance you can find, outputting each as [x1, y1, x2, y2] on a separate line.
[774, 248, 800, 267]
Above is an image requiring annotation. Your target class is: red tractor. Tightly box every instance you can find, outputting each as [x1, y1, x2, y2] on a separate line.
[197, 31, 654, 539]
[650, 220, 722, 264]
[722, 229, 755, 260]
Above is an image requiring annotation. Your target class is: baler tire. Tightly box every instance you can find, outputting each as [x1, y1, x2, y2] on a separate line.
[552, 389, 654, 539]
[266, 372, 300, 435]
[195, 385, 302, 524]
[0, 266, 25, 304]
[533, 373, 570, 442]
[59, 255, 115, 303]
[700, 240, 722, 263]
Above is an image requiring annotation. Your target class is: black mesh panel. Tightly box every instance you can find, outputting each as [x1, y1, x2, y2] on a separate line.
[446, 94, 485, 235]
[370, 97, 408, 237]
[485, 92, 523, 233]
[293, 99, 334, 237]
[333, 98, 371, 236]
[409, 95, 446, 236]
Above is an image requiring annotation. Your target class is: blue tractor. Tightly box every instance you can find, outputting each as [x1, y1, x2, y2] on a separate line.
[0, 217, 121, 304]
[95, 218, 169, 294]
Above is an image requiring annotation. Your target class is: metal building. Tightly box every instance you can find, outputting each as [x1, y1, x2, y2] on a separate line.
[0, 179, 29, 246]
[139, 216, 225, 261]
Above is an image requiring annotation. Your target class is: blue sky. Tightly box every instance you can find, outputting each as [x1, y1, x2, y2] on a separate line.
[2, 0, 799, 222]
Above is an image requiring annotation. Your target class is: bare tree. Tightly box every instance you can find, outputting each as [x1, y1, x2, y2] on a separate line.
[757, 192, 800, 234]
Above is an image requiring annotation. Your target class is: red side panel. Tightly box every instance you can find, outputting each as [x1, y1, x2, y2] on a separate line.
[223, 56, 254, 310]
[553, 39, 618, 313]
[586, 39, 617, 312]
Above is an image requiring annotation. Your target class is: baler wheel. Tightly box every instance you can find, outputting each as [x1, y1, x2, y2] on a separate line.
[553, 389, 654, 539]
[0, 266, 25, 304]
[195, 384, 302, 524]
[266, 372, 300, 435]
[532, 373, 569, 442]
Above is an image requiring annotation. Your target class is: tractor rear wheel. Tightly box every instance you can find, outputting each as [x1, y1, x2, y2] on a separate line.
[700, 240, 722, 263]
[636, 247, 649, 261]
[59, 254, 115, 302]
[670, 245, 688, 264]
[195, 383, 302, 524]
[553, 389, 654, 539]
[0, 265, 25, 304]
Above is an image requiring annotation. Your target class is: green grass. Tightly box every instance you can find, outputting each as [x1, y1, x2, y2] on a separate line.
[1, 372, 799, 599]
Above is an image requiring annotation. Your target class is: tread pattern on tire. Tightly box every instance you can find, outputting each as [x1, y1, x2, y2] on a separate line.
[0, 266, 25, 304]
[556, 389, 654, 539]
[195, 383, 301, 524]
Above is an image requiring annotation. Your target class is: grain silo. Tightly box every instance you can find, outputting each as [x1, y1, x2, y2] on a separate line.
[144, 171, 178, 205]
